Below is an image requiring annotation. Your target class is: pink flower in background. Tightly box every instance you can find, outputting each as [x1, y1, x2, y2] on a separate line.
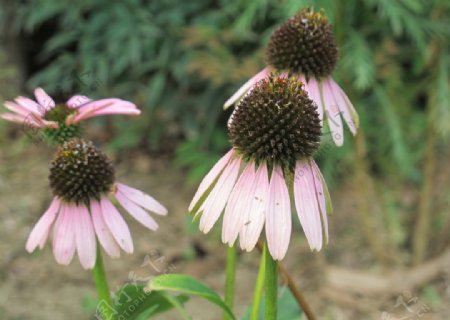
[224, 9, 359, 146]
[190, 76, 332, 260]
[25, 138, 167, 269]
[1, 87, 140, 128]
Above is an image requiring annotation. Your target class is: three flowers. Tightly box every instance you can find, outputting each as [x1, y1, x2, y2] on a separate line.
[2, 8, 358, 268]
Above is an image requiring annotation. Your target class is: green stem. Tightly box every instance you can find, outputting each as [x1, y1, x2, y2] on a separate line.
[264, 242, 277, 320]
[223, 245, 237, 320]
[92, 244, 115, 320]
[250, 243, 266, 320]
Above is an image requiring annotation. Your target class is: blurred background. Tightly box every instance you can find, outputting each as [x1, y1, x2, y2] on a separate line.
[0, 0, 449, 319]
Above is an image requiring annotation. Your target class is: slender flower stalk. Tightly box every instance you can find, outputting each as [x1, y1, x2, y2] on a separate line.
[223, 245, 237, 320]
[250, 244, 266, 320]
[264, 241, 277, 320]
[92, 244, 115, 320]
[26, 138, 167, 269]
[224, 9, 359, 146]
[189, 76, 332, 260]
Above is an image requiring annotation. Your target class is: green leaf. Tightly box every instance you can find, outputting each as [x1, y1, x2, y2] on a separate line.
[147, 274, 236, 319]
[111, 284, 189, 320]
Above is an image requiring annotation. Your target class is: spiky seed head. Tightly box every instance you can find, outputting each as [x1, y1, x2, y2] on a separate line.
[266, 9, 338, 79]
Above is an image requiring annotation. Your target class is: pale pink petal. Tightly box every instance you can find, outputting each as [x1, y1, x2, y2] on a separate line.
[1, 113, 41, 127]
[66, 95, 92, 108]
[306, 77, 324, 124]
[115, 191, 159, 231]
[26, 198, 61, 253]
[199, 155, 241, 233]
[327, 78, 359, 134]
[239, 164, 269, 252]
[1, 112, 59, 128]
[294, 160, 323, 251]
[52, 204, 76, 265]
[320, 80, 344, 146]
[224, 67, 270, 109]
[34, 88, 55, 110]
[100, 197, 134, 253]
[74, 205, 96, 269]
[222, 162, 257, 245]
[67, 98, 139, 124]
[15, 96, 45, 115]
[39, 228, 50, 249]
[310, 160, 329, 243]
[116, 183, 167, 216]
[265, 166, 291, 260]
[189, 149, 234, 212]
[91, 200, 120, 258]
[4, 101, 34, 116]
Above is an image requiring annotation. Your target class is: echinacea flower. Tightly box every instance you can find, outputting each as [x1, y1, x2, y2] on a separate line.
[224, 9, 359, 146]
[25, 138, 167, 269]
[190, 76, 332, 260]
[1, 87, 140, 143]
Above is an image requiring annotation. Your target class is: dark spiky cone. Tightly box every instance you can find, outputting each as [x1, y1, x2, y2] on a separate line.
[266, 9, 338, 79]
[49, 138, 115, 204]
[228, 76, 321, 170]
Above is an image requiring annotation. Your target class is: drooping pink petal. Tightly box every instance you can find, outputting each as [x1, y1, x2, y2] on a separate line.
[91, 200, 120, 258]
[116, 183, 167, 216]
[239, 163, 269, 252]
[310, 160, 330, 243]
[67, 98, 140, 124]
[224, 67, 270, 109]
[115, 191, 159, 231]
[305, 77, 324, 124]
[52, 204, 76, 265]
[34, 88, 55, 110]
[189, 149, 234, 213]
[294, 160, 324, 251]
[66, 95, 92, 109]
[327, 78, 359, 134]
[222, 161, 257, 245]
[100, 197, 134, 254]
[4, 101, 35, 117]
[320, 80, 344, 146]
[199, 155, 241, 233]
[1, 113, 41, 127]
[15, 96, 46, 115]
[73, 204, 96, 269]
[26, 198, 61, 253]
[265, 166, 292, 260]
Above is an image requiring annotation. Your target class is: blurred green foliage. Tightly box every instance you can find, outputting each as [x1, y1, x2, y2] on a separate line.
[1, 0, 449, 184]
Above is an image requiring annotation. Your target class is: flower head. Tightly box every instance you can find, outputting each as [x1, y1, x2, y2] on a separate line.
[26, 138, 167, 269]
[266, 8, 338, 79]
[1, 88, 140, 143]
[190, 76, 332, 260]
[224, 9, 359, 146]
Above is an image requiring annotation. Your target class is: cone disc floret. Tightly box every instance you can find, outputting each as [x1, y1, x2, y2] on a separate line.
[266, 9, 338, 79]
[49, 138, 115, 204]
[228, 76, 321, 170]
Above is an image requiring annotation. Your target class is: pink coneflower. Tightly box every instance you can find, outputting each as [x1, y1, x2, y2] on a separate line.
[1, 87, 140, 141]
[190, 76, 332, 260]
[25, 138, 167, 269]
[224, 9, 359, 146]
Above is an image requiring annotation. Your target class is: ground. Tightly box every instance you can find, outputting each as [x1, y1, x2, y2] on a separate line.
[0, 136, 448, 320]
